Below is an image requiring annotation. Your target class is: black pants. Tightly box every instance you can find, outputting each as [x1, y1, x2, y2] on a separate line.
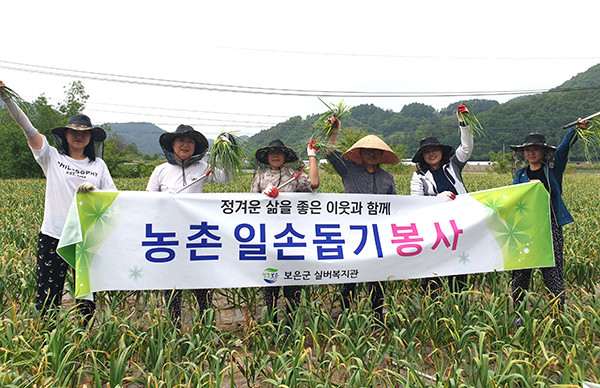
[511, 219, 565, 311]
[36, 233, 95, 319]
[340, 282, 385, 320]
[164, 289, 212, 325]
[262, 285, 302, 323]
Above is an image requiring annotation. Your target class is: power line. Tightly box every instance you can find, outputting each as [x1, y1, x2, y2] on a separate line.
[149, 122, 275, 129]
[2, 59, 376, 95]
[87, 101, 290, 119]
[84, 107, 279, 126]
[0, 59, 554, 98]
[19, 94, 291, 131]
[201, 45, 600, 61]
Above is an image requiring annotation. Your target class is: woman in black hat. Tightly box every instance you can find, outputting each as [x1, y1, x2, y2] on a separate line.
[1, 81, 116, 321]
[410, 104, 473, 294]
[509, 121, 587, 322]
[251, 139, 320, 323]
[146, 124, 232, 327]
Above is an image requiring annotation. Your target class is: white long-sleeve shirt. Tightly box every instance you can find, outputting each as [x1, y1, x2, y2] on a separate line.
[146, 160, 231, 193]
[410, 125, 473, 196]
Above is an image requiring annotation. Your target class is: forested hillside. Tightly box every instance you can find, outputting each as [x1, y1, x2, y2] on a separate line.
[2, 64, 599, 178]
[106, 122, 166, 155]
[244, 64, 600, 161]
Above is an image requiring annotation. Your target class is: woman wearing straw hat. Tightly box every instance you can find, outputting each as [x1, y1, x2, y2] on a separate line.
[509, 121, 587, 324]
[326, 121, 399, 321]
[410, 104, 473, 295]
[147, 124, 232, 327]
[251, 139, 320, 323]
[1, 81, 116, 323]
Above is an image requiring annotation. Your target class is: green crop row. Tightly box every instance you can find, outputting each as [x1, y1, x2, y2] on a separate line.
[0, 172, 598, 386]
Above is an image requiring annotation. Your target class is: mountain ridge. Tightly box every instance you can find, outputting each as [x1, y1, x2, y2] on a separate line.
[105, 63, 600, 161]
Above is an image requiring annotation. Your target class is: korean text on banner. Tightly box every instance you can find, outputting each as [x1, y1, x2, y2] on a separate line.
[57, 182, 553, 299]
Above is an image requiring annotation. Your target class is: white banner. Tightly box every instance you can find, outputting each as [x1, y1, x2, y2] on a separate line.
[57, 183, 554, 298]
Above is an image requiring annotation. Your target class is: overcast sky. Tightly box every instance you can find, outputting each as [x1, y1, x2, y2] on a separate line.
[2, 0, 600, 139]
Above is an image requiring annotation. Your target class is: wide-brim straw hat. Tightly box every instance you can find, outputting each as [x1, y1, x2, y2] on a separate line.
[51, 114, 106, 141]
[509, 133, 557, 152]
[255, 139, 299, 165]
[411, 136, 454, 163]
[159, 124, 209, 157]
[342, 135, 399, 165]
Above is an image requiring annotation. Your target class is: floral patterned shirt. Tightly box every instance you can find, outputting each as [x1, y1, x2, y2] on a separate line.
[250, 166, 315, 193]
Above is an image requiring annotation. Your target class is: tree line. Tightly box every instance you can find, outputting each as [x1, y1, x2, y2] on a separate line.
[0, 82, 161, 179]
[2, 63, 599, 179]
[244, 64, 600, 162]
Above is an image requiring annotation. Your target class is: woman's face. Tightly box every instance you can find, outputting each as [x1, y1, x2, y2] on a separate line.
[172, 136, 196, 163]
[65, 128, 91, 153]
[423, 148, 443, 170]
[267, 150, 286, 170]
[524, 146, 546, 165]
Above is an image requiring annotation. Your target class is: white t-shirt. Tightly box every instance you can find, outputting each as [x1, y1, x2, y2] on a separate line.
[32, 135, 117, 239]
[146, 160, 231, 193]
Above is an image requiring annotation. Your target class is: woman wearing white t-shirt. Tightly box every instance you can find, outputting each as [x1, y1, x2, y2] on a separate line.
[1, 81, 116, 321]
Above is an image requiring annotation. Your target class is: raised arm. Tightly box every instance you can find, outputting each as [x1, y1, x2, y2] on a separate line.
[0, 81, 44, 150]
[455, 104, 473, 163]
[554, 120, 585, 173]
[307, 140, 320, 189]
[325, 117, 341, 156]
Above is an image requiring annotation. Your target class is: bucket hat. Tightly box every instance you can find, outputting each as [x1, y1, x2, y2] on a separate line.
[509, 133, 557, 152]
[510, 133, 557, 169]
[51, 114, 106, 158]
[255, 139, 299, 165]
[51, 114, 106, 141]
[343, 135, 399, 165]
[159, 124, 209, 158]
[411, 136, 454, 163]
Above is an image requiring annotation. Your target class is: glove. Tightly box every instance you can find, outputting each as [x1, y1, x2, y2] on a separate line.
[77, 182, 96, 193]
[327, 116, 341, 134]
[576, 119, 590, 129]
[263, 185, 279, 198]
[437, 191, 456, 200]
[457, 104, 469, 125]
[307, 140, 319, 158]
[219, 134, 232, 144]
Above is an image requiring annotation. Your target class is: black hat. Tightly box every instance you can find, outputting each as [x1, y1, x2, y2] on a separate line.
[51, 114, 106, 141]
[509, 133, 557, 152]
[255, 139, 299, 165]
[159, 124, 209, 157]
[411, 136, 454, 163]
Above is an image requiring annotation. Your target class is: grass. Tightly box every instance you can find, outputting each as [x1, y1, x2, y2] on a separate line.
[312, 98, 352, 145]
[573, 117, 600, 162]
[0, 86, 27, 108]
[209, 131, 247, 179]
[0, 171, 599, 386]
[461, 104, 485, 138]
